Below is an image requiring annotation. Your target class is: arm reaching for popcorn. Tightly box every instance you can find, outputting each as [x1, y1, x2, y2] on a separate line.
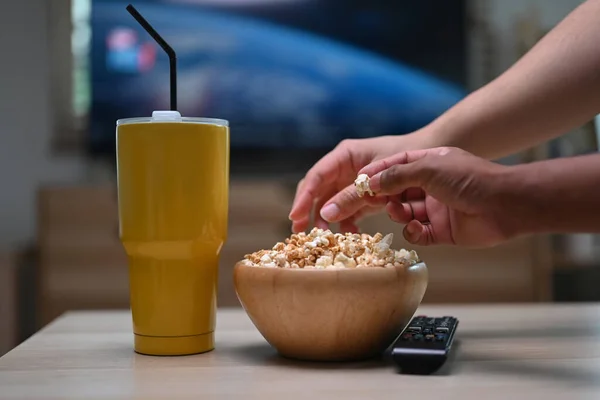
[289, 0, 600, 233]
[407, 0, 600, 161]
[326, 148, 600, 247]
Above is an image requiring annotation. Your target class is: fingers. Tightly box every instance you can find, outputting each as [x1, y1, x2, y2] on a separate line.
[291, 215, 311, 233]
[288, 178, 321, 223]
[360, 149, 445, 196]
[290, 178, 305, 212]
[319, 183, 388, 223]
[358, 149, 431, 178]
[386, 201, 413, 224]
[292, 186, 380, 233]
[403, 220, 436, 246]
[313, 188, 337, 230]
[368, 161, 430, 195]
[291, 179, 309, 232]
[339, 218, 359, 234]
[386, 199, 427, 224]
[288, 146, 348, 221]
[402, 187, 427, 202]
[338, 204, 383, 234]
[386, 188, 427, 222]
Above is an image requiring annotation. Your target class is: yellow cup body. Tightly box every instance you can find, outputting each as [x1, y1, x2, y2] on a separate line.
[116, 119, 229, 356]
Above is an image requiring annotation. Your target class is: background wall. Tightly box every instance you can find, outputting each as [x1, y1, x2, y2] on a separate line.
[471, 0, 584, 82]
[0, 0, 87, 248]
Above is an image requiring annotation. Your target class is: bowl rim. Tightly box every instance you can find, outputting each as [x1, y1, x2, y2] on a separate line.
[234, 260, 426, 273]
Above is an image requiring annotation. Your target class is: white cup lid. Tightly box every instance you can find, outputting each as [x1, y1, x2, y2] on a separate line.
[117, 111, 228, 127]
[152, 110, 182, 121]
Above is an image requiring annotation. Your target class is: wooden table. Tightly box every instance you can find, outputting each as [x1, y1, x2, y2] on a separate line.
[1, 304, 600, 399]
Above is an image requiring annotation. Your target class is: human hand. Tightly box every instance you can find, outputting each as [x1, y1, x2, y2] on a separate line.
[323, 147, 516, 247]
[288, 134, 428, 233]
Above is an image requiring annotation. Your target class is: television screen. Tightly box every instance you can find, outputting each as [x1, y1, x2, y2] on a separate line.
[90, 0, 467, 160]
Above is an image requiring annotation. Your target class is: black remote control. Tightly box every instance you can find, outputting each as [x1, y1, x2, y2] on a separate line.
[390, 315, 459, 375]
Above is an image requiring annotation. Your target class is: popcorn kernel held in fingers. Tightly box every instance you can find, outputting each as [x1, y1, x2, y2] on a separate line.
[354, 174, 374, 197]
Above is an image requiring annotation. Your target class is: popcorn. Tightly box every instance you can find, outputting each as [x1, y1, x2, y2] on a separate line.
[315, 255, 333, 269]
[241, 228, 420, 269]
[334, 252, 357, 269]
[375, 233, 393, 257]
[354, 174, 374, 197]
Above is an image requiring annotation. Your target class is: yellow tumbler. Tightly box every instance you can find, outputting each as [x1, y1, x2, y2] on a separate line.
[116, 111, 229, 356]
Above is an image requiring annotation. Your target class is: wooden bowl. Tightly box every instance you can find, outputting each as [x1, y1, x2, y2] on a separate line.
[233, 262, 428, 362]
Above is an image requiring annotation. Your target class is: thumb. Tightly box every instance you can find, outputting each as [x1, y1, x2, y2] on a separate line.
[369, 160, 429, 195]
[320, 184, 387, 223]
[359, 149, 432, 178]
[403, 220, 436, 246]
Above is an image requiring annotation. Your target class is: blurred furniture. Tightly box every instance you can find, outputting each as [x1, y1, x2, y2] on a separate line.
[359, 215, 552, 303]
[0, 251, 18, 356]
[35, 182, 292, 327]
[36, 182, 553, 328]
[2, 303, 599, 398]
[37, 185, 129, 328]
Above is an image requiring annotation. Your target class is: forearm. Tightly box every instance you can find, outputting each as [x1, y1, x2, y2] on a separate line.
[417, 0, 600, 160]
[500, 153, 600, 237]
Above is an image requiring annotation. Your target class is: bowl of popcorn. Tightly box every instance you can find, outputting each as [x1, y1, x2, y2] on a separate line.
[233, 228, 428, 362]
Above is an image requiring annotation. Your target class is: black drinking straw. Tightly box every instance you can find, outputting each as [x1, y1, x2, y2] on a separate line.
[126, 4, 177, 111]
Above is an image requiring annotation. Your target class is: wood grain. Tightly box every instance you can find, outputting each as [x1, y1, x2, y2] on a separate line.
[1, 304, 600, 399]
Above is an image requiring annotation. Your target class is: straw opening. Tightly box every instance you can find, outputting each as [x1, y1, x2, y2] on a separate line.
[126, 4, 177, 111]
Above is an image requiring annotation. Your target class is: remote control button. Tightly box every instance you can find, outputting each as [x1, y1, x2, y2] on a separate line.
[408, 326, 422, 332]
[435, 334, 446, 342]
[422, 328, 433, 334]
[413, 334, 424, 341]
[435, 327, 449, 333]
[402, 333, 412, 341]
[425, 334, 435, 341]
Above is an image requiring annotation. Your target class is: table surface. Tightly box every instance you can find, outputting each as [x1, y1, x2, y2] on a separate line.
[1, 304, 600, 400]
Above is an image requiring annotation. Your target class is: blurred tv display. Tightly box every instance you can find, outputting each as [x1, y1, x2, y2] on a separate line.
[90, 0, 468, 156]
